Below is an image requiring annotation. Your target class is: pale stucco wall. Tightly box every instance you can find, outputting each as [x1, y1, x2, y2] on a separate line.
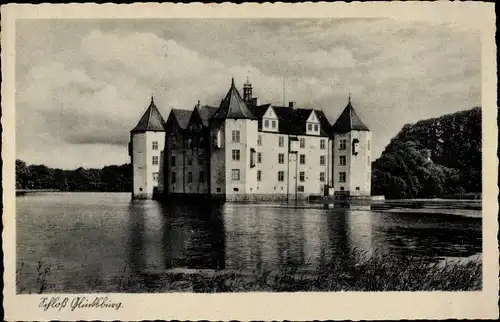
[332, 131, 371, 196]
[132, 131, 165, 198]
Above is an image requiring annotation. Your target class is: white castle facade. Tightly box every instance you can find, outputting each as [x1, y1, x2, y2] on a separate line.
[129, 78, 371, 201]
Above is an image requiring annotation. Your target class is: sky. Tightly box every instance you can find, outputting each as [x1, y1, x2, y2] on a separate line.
[15, 18, 481, 169]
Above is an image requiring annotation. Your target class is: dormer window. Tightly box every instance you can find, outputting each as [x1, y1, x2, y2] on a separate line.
[314, 124, 319, 132]
[265, 120, 269, 128]
[308, 124, 312, 131]
[272, 120, 276, 129]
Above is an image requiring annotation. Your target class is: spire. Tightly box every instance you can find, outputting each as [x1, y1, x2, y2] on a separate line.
[212, 77, 257, 120]
[243, 74, 253, 103]
[131, 96, 166, 133]
[331, 97, 369, 133]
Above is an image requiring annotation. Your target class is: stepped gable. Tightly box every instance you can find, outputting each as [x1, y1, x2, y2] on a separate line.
[171, 109, 192, 130]
[212, 78, 258, 120]
[331, 97, 369, 133]
[131, 97, 166, 133]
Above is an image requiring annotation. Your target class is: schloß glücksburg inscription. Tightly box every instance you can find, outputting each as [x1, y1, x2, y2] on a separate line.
[39, 296, 123, 311]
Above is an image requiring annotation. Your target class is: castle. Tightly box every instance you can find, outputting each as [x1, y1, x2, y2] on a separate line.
[129, 78, 371, 201]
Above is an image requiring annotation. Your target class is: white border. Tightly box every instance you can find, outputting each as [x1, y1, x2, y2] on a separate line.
[2, 2, 498, 320]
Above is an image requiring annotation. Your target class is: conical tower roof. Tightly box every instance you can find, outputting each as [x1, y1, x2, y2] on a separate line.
[131, 96, 166, 133]
[331, 96, 369, 133]
[212, 78, 257, 120]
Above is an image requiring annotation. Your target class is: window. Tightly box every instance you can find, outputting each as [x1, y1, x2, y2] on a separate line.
[300, 154, 306, 164]
[298, 185, 305, 192]
[198, 154, 204, 165]
[356, 187, 360, 190]
[265, 120, 269, 128]
[258, 135, 262, 146]
[320, 139, 325, 150]
[300, 138, 305, 148]
[299, 171, 305, 182]
[314, 124, 319, 132]
[188, 172, 193, 183]
[257, 170, 261, 182]
[232, 149, 240, 161]
[367, 156, 370, 166]
[152, 156, 159, 165]
[171, 172, 176, 184]
[279, 136, 284, 147]
[339, 155, 346, 166]
[171, 139, 176, 149]
[233, 188, 239, 192]
[320, 172, 325, 182]
[231, 130, 240, 143]
[368, 139, 371, 150]
[171, 156, 176, 167]
[272, 120, 276, 129]
[216, 187, 221, 192]
[339, 172, 346, 183]
[278, 171, 285, 182]
[278, 153, 284, 164]
[339, 139, 347, 150]
[152, 141, 158, 150]
[308, 124, 312, 131]
[187, 156, 193, 166]
[340, 186, 344, 191]
[320, 155, 325, 166]
[199, 171, 205, 183]
[153, 172, 159, 181]
[232, 169, 240, 181]
[257, 152, 262, 163]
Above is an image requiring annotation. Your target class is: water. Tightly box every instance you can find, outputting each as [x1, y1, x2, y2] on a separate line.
[16, 193, 482, 293]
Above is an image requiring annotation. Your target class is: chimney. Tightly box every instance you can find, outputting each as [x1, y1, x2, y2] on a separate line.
[251, 97, 260, 106]
[289, 101, 296, 109]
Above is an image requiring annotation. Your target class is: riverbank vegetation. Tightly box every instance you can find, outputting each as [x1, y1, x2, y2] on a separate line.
[15, 160, 132, 192]
[372, 107, 481, 199]
[17, 249, 481, 294]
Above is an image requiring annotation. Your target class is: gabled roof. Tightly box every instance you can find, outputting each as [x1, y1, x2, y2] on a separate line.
[331, 99, 369, 133]
[131, 97, 166, 133]
[171, 109, 192, 130]
[198, 105, 219, 127]
[212, 78, 257, 120]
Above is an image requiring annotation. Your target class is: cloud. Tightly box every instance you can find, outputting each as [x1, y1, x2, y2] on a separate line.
[16, 19, 481, 169]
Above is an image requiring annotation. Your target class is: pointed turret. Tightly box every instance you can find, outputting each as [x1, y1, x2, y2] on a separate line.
[212, 78, 257, 120]
[331, 95, 369, 133]
[131, 96, 166, 133]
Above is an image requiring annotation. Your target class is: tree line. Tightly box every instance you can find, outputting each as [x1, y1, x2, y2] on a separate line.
[16, 160, 132, 192]
[371, 107, 481, 199]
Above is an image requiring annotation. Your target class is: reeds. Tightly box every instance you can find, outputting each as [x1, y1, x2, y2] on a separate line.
[16, 248, 482, 294]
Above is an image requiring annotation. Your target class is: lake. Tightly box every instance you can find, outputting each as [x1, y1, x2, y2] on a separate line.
[16, 193, 482, 293]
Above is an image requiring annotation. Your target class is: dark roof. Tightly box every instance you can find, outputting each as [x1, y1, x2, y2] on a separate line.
[258, 105, 333, 137]
[171, 109, 192, 130]
[198, 105, 218, 127]
[331, 99, 369, 133]
[212, 78, 257, 120]
[131, 97, 166, 133]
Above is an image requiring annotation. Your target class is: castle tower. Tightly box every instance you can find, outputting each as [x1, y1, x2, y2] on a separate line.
[129, 96, 166, 199]
[331, 95, 371, 197]
[243, 76, 253, 103]
[210, 78, 259, 200]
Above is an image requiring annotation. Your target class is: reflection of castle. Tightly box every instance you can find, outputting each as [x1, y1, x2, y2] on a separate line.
[129, 78, 371, 201]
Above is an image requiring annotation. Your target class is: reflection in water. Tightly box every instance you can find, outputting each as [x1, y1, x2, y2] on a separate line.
[125, 200, 482, 272]
[16, 193, 482, 292]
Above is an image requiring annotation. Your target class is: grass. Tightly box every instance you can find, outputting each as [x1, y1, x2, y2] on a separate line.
[17, 249, 482, 293]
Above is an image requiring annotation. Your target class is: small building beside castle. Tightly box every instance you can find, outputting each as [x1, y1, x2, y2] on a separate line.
[129, 78, 371, 201]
